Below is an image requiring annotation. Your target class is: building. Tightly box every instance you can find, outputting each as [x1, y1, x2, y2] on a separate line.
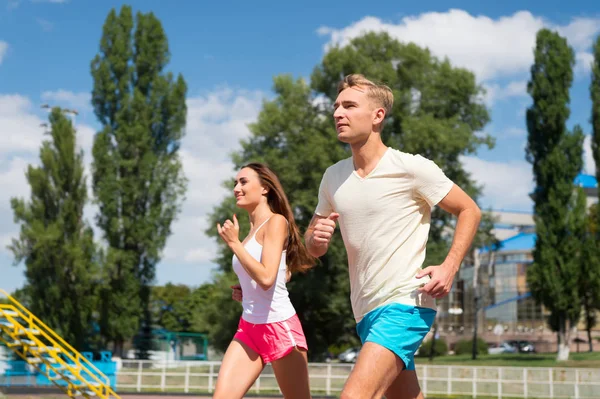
[436, 173, 598, 351]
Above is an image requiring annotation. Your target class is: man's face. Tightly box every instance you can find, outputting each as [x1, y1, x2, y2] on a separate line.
[333, 86, 380, 144]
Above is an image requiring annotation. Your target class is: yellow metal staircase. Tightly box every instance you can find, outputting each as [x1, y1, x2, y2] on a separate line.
[0, 289, 120, 399]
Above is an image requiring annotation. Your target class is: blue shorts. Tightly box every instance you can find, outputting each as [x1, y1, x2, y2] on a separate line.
[356, 302, 436, 370]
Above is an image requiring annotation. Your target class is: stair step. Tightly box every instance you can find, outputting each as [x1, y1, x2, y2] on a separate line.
[0, 310, 18, 316]
[0, 320, 13, 328]
[57, 366, 80, 374]
[38, 346, 61, 353]
[21, 339, 35, 345]
[6, 339, 21, 347]
[26, 356, 57, 364]
[84, 390, 97, 396]
[17, 328, 40, 335]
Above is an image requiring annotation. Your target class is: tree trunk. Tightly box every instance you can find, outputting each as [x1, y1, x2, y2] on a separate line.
[557, 340, 570, 361]
[556, 319, 573, 362]
[588, 326, 594, 352]
[114, 340, 124, 359]
[472, 296, 479, 360]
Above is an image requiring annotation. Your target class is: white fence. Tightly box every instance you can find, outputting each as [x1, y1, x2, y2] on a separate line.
[116, 360, 600, 398]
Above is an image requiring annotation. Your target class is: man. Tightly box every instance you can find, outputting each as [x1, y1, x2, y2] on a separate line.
[305, 74, 481, 399]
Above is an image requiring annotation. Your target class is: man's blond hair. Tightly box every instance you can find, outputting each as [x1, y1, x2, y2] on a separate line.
[337, 74, 394, 117]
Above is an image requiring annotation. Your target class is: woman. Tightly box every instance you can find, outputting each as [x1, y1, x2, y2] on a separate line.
[214, 162, 316, 399]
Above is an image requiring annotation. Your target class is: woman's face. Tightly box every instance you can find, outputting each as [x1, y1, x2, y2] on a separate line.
[233, 167, 266, 208]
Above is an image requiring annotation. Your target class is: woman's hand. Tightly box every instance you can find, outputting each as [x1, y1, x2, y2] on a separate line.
[217, 214, 241, 247]
[231, 284, 242, 302]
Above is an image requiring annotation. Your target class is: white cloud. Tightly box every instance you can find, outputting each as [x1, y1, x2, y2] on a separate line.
[575, 52, 595, 76]
[503, 127, 527, 138]
[583, 134, 597, 175]
[0, 94, 47, 154]
[0, 41, 8, 65]
[318, 10, 600, 82]
[0, 157, 33, 211]
[41, 90, 91, 113]
[36, 18, 54, 32]
[462, 156, 534, 211]
[483, 80, 528, 105]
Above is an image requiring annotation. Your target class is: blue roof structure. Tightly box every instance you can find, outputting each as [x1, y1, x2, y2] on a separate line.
[574, 173, 598, 189]
[531, 173, 597, 198]
[482, 232, 537, 253]
[512, 173, 597, 253]
[499, 232, 536, 251]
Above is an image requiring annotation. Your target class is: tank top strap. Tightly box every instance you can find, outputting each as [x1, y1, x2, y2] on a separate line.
[251, 216, 272, 239]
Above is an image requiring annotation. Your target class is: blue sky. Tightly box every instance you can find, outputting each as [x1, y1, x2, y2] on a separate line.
[1, 0, 599, 293]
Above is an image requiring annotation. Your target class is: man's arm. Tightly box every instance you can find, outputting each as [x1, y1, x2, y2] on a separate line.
[417, 184, 481, 298]
[305, 213, 339, 258]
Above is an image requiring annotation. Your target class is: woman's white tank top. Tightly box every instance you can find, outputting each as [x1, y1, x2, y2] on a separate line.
[232, 217, 296, 324]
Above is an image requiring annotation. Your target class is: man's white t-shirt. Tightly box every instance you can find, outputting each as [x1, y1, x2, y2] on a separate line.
[315, 148, 454, 322]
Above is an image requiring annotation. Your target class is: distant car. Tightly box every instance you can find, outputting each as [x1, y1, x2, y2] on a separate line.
[338, 347, 361, 363]
[488, 342, 518, 355]
[507, 340, 536, 353]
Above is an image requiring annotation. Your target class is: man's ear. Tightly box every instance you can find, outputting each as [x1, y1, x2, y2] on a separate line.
[373, 107, 386, 125]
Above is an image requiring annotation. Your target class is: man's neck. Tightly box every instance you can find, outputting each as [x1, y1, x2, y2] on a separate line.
[350, 134, 388, 176]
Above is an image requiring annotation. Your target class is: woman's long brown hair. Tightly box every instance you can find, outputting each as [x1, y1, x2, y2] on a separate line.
[243, 163, 317, 274]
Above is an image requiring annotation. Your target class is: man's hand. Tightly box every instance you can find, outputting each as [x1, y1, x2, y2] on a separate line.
[231, 284, 242, 302]
[311, 212, 339, 246]
[416, 263, 457, 299]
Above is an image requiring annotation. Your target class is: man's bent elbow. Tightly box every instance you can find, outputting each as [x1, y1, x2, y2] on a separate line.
[472, 203, 482, 223]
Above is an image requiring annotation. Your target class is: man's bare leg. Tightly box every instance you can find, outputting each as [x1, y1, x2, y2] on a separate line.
[339, 342, 403, 399]
[384, 369, 424, 399]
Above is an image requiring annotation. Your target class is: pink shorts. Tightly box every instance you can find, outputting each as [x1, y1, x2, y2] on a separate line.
[234, 314, 308, 363]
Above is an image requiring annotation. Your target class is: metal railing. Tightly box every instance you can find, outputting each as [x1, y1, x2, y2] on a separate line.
[115, 359, 600, 398]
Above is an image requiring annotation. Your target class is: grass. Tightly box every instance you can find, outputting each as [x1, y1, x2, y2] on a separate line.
[417, 351, 600, 368]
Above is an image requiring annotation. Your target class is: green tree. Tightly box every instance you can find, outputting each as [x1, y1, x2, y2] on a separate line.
[206, 33, 494, 358]
[580, 203, 600, 352]
[588, 35, 600, 352]
[9, 108, 97, 350]
[90, 5, 187, 357]
[151, 284, 193, 332]
[151, 283, 213, 333]
[593, 35, 600, 214]
[525, 29, 584, 361]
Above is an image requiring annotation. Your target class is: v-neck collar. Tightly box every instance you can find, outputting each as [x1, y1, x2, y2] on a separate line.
[352, 147, 390, 181]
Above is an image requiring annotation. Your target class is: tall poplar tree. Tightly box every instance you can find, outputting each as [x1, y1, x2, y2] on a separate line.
[525, 29, 584, 361]
[90, 5, 187, 356]
[10, 108, 97, 350]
